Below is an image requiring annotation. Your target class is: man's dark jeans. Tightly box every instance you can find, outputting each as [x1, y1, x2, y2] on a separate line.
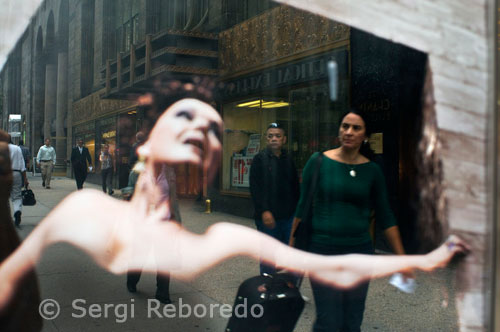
[255, 216, 293, 275]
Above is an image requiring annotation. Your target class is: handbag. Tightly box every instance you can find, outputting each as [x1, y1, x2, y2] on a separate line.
[226, 272, 304, 332]
[22, 187, 36, 206]
[293, 152, 323, 251]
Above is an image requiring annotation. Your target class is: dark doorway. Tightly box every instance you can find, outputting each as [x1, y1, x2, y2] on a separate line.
[350, 28, 428, 253]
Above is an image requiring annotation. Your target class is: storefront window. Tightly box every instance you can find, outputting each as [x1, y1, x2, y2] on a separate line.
[96, 116, 116, 176]
[98, 116, 117, 159]
[222, 96, 290, 193]
[221, 47, 349, 192]
[289, 83, 349, 172]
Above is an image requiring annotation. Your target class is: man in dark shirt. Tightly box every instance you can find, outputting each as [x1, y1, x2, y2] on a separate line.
[250, 122, 300, 275]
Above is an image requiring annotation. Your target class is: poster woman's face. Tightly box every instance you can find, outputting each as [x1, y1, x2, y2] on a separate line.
[140, 98, 223, 176]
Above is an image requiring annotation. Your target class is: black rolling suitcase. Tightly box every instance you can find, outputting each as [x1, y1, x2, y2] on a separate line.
[225, 273, 305, 332]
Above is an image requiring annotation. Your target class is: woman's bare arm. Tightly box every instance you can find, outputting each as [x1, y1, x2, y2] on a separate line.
[0, 187, 469, 312]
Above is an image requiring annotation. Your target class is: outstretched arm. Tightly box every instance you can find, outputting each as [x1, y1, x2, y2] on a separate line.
[0, 188, 469, 312]
[154, 222, 467, 288]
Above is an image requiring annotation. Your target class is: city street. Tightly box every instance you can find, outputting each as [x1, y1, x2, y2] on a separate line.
[12, 174, 460, 332]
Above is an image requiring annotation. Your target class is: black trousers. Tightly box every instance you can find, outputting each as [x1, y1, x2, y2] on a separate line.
[127, 271, 170, 298]
[74, 166, 87, 190]
[101, 168, 113, 193]
[309, 241, 374, 332]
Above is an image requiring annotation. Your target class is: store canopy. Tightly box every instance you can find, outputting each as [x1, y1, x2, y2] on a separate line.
[0, 0, 42, 71]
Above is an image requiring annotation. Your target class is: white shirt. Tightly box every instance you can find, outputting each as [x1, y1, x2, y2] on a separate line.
[36, 145, 56, 163]
[9, 144, 26, 172]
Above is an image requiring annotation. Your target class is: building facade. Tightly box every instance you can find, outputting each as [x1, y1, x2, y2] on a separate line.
[1, 1, 497, 330]
[0, 0, 457, 249]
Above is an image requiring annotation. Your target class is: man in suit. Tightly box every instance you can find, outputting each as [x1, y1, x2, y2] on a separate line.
[71, 139, 93, 190]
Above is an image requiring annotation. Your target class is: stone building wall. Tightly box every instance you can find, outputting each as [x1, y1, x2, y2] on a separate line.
[1, 68, 8, 130]
[21, 31, 33, 146]
[274, 0, 494, 331]
[69, 0, 82, 101]
[93, 0, 104, 91]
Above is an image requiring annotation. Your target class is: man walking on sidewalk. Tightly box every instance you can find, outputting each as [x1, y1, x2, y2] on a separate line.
[250, 122, 300, 275]
[36, 138, 56, 189]
[71, 139, 93, 190]
[1, 135, 29, 226]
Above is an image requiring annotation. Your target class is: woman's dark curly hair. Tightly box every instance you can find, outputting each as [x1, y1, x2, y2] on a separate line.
[139, 76, 218, 136]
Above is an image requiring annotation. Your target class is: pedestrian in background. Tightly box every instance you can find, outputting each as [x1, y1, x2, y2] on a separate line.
[250, 122, 300, 275]
[99, 144, 115, 195]
[71, 139, 93, 190]
[0, 130, 42, 332]
[18, 139, 31, 171]
[4, 135, 29, 226]
[128, 131, 145, 169]
[36, 138, 56, 189]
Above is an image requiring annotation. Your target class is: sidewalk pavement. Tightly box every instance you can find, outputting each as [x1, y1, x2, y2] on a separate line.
[12, 174, 459, 332]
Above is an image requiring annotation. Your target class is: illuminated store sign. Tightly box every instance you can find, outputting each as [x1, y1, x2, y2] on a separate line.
[223, 50, 348, 98]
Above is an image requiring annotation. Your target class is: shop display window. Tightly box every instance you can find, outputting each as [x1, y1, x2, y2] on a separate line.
[289, 83, 349, 172]
[84, 136, 96, 168]
[99, 116, 117, 166]
[222, 81, 350, 193]
[222, 97, 290, 193]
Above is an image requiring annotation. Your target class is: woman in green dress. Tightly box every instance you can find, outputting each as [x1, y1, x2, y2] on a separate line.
[291, 109, 408, 332]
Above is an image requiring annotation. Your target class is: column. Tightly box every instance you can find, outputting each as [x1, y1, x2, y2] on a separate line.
[55, 52, 68, 171]
[43, 63, 57, 140]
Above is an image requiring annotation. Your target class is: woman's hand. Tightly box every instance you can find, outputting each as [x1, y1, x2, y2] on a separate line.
[423, 235, 470, 271]
[308, 235, 469, 289]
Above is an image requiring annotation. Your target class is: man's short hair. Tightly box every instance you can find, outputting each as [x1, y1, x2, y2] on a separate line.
[136, 132, 145, 143]
[267, 122, 283, 130]
[266, 122, 286, 135]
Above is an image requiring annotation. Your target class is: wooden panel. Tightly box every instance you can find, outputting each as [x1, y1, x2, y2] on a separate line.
[433, 73, 487, 116]
[441, 158, 486, 202]
[430, 57, 487, 89]
[435, 103, 486, 140]
[440, 130, 485, 165]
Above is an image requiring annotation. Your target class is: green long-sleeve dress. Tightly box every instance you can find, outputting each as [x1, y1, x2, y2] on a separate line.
[294, 152, 397, 246]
